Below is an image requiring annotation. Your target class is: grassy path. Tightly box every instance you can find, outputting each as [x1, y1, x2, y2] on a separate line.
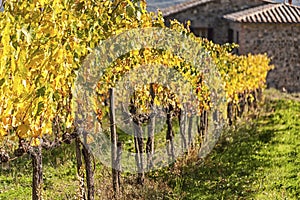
[168, 98, 300, 199]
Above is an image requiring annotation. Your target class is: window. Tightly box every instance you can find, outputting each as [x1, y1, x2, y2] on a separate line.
[191, 27, 214, 41]
[228, 29, 239, 44]
[228, 28, 239, 54]
[207, 28, 214, 41]
[228, 29, 234, 43]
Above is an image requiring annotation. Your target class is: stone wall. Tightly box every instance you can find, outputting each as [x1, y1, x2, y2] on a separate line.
[233, 23, 300, 92]
[164, 0, 300, 92]
[164, 0, 267, 44]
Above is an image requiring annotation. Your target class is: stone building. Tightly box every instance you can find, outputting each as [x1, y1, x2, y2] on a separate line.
[162, 0, 300, 92]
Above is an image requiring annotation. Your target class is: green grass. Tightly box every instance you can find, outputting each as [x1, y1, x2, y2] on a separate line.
[0, 90, 299, 199]
[0, 143, 78, 200]
[161, 96, 300, 199]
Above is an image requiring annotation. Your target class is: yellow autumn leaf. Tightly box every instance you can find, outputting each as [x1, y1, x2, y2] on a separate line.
[66, 115, 74, 128]
[17, 124, 30, 138]
[31, 138, 40, 146]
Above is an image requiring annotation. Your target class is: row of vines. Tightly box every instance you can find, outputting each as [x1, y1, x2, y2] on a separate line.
[0, 0, 273, 199]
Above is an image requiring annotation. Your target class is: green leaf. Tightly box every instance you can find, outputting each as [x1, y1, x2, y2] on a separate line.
[36, 86, 46, 97]
[0, 78, 5, 87]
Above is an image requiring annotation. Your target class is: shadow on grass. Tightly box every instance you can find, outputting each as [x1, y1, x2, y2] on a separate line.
[174, 124, 273, 199]
[162, 100, 295, 200]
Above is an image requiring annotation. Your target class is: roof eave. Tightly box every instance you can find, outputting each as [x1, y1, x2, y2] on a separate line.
[161, 0, 215, 17]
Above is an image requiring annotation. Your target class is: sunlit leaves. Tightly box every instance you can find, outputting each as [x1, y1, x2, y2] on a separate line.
[0, 0, 272, 156]
[203, 39, 273, 103]
[0, 0, 147, 152]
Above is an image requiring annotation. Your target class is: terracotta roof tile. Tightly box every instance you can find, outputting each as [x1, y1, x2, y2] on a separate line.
[223, 3, 300, 23]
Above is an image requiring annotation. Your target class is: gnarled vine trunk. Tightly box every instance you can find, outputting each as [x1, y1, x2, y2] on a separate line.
[82, 144, 94, 200]
[187, 115, 194, 148]
[30, 145, 43, 200]
[146, 116, 155, 170]
[75, 137, 86, 200]
[146, 83, 156, 170]
[178, 108, 187, 153]
[133, 121, 144, 184]
[166, 104, 175, 161]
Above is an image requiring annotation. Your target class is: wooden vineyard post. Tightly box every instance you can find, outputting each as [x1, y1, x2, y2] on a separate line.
[109, 88, 120, 194]
[116, 141, 122, 190]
